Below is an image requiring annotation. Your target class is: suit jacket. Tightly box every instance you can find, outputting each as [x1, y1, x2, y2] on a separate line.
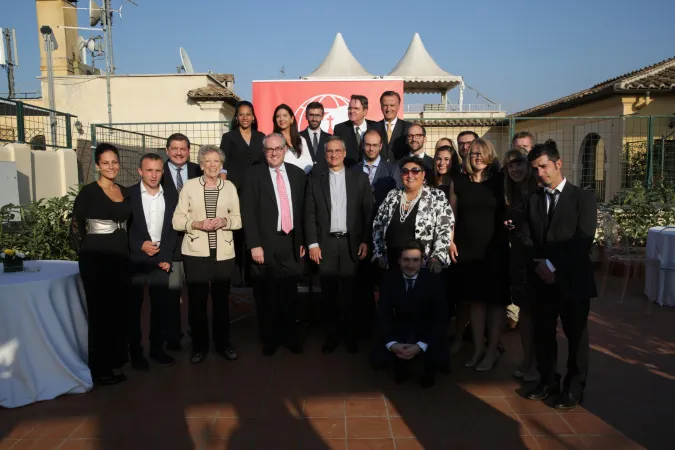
[300, 128, 331, 173]
[375, 269, 447, 345]
[332, 119, 382, 168]
[356, 159, 401, 215]
[376, 118, 412, 162]
[523, 181, 597, 301]
[160, 161, 202, 261]
[219, 128, 266, 191]
[127, 182, 178, 270]
[241, 163, 306, 261]
[304, 167, 373, 260]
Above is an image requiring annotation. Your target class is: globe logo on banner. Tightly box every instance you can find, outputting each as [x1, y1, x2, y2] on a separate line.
[295, 94, 350, 134]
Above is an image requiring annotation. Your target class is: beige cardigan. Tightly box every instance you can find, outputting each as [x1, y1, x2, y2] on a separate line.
[172, 176, 242, 261]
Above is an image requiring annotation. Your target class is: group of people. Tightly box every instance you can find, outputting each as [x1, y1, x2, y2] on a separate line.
[69, 91, 597, 409]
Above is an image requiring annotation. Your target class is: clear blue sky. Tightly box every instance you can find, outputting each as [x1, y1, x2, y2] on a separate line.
[2, 0, 674, 113]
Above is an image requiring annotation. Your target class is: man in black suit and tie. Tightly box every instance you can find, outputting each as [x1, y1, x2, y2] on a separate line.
[241, 133, 306, 356]
[305, 136, 373, 353]
[370, 239, 449, 388]
[376, 91, 411, 162]
[160, 133, 202, 350]
[127, 153, 179, 370]
[332, 94, 381, 168]
[300, 101, 331, 174]
[523, 140, 597, 410]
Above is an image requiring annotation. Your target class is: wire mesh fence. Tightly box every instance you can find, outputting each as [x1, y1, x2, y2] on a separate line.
[0, 98, 76, 149]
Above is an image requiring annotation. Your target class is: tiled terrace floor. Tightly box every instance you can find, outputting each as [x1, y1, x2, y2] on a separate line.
[1, 275, 674, 449]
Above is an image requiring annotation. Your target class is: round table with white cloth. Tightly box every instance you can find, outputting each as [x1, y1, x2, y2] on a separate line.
[0, 260, 92, 408]
[644, 226, 675, 307]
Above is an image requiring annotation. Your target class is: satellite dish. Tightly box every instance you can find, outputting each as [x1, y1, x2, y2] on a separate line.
[179, 47, 195, 74]
[89, 0, 102, 26]
[87, 38, 97, 52]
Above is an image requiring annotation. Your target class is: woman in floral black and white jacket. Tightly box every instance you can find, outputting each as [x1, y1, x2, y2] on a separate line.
[372, 156, 455, 273]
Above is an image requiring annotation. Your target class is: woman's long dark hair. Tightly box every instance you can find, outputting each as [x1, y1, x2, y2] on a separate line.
[231, 100, 258, 131]
[433, 145, 461, 186]
[273, 103, 302, 156]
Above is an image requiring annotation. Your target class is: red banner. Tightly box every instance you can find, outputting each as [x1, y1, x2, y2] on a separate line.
[251, 79, 405, 135]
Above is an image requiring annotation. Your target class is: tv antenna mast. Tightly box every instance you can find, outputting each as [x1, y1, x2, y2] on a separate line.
[280, 65, 285, 78]
[0, 28, 19, 98]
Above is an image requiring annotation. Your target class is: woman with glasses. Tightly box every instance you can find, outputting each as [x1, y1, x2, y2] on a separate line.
[372, 156, 455, 273]
[448, 138, 510, 372]
[272, 104, 314, 174]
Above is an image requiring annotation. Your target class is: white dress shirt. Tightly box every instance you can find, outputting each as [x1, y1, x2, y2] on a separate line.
[384, 117, 398, 139]
[140, 182, 165, 244]
[385, 273, 428, 353]
[354, 120, 367, 140]
[269, 163, 294, 232]
[544, 177, 567, 273]
[284, 136, 314, 174]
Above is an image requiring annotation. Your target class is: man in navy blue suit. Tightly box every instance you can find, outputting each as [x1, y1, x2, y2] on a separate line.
[127, 153, 178, 370]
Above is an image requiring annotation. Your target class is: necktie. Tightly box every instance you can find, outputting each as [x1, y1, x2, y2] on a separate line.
[312, 132, 319, 154]
[355, 126, 362, 147]
[366, 165, 375, 185]
[546, 189, 558, 224]
[176, 167, 183, 193]
[386, 122, 393, 142]
[276, 168, 292, 234]
[406, 278, 414, 292]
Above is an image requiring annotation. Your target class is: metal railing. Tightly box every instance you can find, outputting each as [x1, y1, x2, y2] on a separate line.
[405, 103, 503, 113]
[0, 98, 77, 149]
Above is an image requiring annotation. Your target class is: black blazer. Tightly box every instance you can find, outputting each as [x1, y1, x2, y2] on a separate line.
[241, 163, 306, 261]
[356, 159, 402, 215]
[332, 119, 381, 168]
[375, 118, 412, 162]
[219, 128, 266, 191]
[523, 181, 598, 301]
[127, 182, 178, 270]
[375, 269, 447, 345]
[304, 167, 373, 260]
[160, 161, 201, 261]
[300, 128, 331, 173]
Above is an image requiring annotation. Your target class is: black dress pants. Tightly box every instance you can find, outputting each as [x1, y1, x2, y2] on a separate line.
[369, 339, 450, 373]
[251, 232, 300, 347]
[129, 266, 170, 353]
[183, 250, 235, 353]
[319, 236, 358, 342]
[534, 285, 590, 396]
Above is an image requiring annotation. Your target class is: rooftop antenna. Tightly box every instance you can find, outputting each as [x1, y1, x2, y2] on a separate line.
[0, 28, 19, 98]
[178, 47, 195, 73]
[279, 65, 285, 78]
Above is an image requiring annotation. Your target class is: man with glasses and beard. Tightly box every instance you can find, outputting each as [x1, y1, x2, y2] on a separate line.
[300, 102, 331, 174]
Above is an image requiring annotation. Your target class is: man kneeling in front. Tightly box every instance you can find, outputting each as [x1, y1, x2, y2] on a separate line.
[369, 239, 450, 387]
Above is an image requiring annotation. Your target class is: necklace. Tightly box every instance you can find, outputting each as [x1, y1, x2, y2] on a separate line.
[399, 188, 422, 223]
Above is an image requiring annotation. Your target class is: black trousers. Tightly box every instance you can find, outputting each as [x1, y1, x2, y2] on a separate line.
[183, 250, 235, 353]
[355, 255, 377, 339]
[319, 235, 359, 342]
[251, 232, 300, 347]
[369, 339, 450, 373]
[129, 266, 170, 353]
[534, 286, 590, 396]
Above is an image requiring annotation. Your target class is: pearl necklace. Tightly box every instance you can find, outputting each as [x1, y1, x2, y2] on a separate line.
[399, 188, 422, 223]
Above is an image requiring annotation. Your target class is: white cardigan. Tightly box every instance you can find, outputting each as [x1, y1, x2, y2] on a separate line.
[284, 136, 314, 174]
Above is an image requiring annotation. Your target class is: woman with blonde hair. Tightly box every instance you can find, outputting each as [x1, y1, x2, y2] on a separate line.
[448, 138, 510, 371]
[503, 147, 539, 381]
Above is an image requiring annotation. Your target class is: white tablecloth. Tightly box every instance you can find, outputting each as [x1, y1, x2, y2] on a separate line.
[0, 260, 92, 408]
[644, 226, 675, 307]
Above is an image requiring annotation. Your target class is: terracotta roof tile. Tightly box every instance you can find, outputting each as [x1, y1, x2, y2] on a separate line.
[187, 85, 240, 106]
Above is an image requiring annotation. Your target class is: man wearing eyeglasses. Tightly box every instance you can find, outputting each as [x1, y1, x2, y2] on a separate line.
[333, 95, 381, 168]
[241, 133, 307, 356]
[300, 101, 331, 174]
[405, 124, 434, 183]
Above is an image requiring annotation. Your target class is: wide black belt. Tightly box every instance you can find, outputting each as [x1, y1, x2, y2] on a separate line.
[329, 232, 348, 238]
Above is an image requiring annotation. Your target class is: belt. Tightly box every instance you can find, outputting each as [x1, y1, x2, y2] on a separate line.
[329, 232, 348, 238]
[86, 218, 127, 234]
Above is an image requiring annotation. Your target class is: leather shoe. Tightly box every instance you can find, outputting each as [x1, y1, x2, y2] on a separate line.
[150, 350, 176, 366]
[262, 344, 278, 356]
[526, 380, 560, 401]
[284, 342, 303, 355]
[394, 366, 409, 384]
[322, 337, 339, 354]
[130, 354, 150, 371]
[190, 351, 206, 364]
[216, 347, 238, 361]
[554, 391, 583, 410]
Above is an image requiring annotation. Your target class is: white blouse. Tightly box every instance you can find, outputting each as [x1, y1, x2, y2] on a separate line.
[284, 136, 314, 174]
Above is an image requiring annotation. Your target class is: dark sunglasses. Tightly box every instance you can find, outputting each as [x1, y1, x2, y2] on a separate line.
[401, 167, 424, 175]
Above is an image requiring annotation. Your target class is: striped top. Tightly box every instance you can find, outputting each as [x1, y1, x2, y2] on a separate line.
[204, 187, 219, 249]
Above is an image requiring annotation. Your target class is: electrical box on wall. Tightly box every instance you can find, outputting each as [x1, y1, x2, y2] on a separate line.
[0, 161, 20, 221]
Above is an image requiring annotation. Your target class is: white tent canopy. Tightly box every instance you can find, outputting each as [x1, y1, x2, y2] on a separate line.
[302, 33, 376, 79]
[385, 33, 463, 94]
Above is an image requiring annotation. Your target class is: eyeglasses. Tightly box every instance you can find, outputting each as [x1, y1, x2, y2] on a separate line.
[264, 146, 285, 154]
[401, 167, 424, 175]
[407, 134, 424, 140]
[469, 152, 484, 160]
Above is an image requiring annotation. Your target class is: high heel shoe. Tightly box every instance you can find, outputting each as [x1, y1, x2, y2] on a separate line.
[475, 350, 502, 372]
[464, 350, 485, 368]
[513, 370, 525, 378]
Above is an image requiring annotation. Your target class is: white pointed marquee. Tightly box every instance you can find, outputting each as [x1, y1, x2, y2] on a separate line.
[302, 33, 376, 79]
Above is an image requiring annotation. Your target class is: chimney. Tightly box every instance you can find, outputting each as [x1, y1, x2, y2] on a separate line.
[36, 0, 81, 76]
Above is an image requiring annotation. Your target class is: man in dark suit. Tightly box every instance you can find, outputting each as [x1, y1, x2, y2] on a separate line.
[305, 136, 373, 353]
[523, 140, 597, 410]
[376, 91, 412, 162]
[160, 133, 202, 350]
[355, 129, 401, 338]
[332, 94, 381, 168]
[127, 153, 179, 370]
[403, 124, 434, 184]
[241, 133, 306, 356]
[370, 239, 449, 388]
[300, 101, 331, 174]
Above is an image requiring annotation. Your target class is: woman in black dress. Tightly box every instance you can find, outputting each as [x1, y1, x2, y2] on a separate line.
[449, 138, 510, 372]
[70, 143, 131, 385]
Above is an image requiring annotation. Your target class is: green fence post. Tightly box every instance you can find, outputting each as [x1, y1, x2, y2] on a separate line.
[65, 114, 72, 148]
[15, 100, 25, 143]
[509, 117, 515, 143]
[91, 124, 98, 181]
[142, 135, 146, 150]
[645, 116, 654, 189]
